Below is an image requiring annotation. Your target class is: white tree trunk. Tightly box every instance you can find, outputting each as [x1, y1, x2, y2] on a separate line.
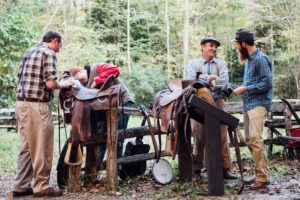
[127, 0, 131, 71]
[165, 0, 171, 77]
[183, 0, 189, 78]
[43, 3, 61, 32]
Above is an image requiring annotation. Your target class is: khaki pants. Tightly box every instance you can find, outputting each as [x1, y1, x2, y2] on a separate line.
[192, 98, 231, 171]
[13, 101, 54, 193]
[244, 106, 269, 183]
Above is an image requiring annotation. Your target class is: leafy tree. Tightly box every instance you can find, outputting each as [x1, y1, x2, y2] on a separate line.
[251, 0, 300, 98]
[121, 64, 167, 106]
[0, 14, 34, 107]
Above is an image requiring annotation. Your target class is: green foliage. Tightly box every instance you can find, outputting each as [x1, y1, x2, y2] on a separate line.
[0, 0, 299, 107]
[0, 129, 19, 176]
[120, 65, 168, 106]
[57, 26, 107, 70]
[225, 46, 244, 85]
[87, 0, 182, 76]
[0, 14, 34, 107]
[273, 73, 297, 99]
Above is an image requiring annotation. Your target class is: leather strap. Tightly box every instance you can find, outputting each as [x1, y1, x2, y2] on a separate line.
[140, 105, 160, 160]
[231, 128, 244, 194]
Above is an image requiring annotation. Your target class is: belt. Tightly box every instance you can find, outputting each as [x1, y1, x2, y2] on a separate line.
[17, 97, 48, 102]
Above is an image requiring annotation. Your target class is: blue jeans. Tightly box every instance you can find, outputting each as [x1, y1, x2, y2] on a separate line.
[95, 102, 133, 168]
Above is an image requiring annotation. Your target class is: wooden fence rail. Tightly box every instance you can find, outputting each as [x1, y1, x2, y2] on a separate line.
[2, 99, 300, 192]
[1, 99, 300, 133]
[0, 108, 63, 131]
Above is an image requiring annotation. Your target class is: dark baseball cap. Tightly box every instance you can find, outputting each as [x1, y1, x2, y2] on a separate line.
[234, 28, 256, 42]
[201, 36, 221, 47]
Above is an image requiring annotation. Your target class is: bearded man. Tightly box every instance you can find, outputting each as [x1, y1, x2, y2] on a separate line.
[233, 28, 272, 190]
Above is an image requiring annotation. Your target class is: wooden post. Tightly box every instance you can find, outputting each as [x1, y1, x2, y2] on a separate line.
[65, 143, 83, 192]
[284, 106, 292, 136]
[187, 95, 239, 196]
[68, 165, 81, 192]
[106, 110, 118, 191]
[85, 146, 97, 185]
[178, 113, 193, 181]
[205, 113, 224, 196]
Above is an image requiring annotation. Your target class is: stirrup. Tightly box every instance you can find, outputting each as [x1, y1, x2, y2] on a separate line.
[64, 143, 83, 166]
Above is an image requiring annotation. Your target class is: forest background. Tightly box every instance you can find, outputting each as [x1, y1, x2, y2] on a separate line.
[0, 0, 299, 108]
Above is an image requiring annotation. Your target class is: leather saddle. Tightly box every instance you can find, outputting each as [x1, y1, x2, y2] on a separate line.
[69, 75, 116, 101]
[152, 78, 215, 159]
[159, 78, 210, 106]
[152, 78, 212, 133]
[59, 74, 121, 143]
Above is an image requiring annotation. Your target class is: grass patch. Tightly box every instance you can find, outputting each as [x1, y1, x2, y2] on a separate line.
[0, 126, 70, 176]
[0, 129, 19, 176]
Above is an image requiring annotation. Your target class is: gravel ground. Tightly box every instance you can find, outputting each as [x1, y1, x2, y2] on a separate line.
[1, 159, 300, 200]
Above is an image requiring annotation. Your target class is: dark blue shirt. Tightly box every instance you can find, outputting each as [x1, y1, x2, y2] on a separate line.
[242, 48, 272, 111]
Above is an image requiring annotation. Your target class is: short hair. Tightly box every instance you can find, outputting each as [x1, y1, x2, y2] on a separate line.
[42, 31, 62, 43]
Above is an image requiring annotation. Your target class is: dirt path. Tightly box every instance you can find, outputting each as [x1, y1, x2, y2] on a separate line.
[1, 158, 300, 200]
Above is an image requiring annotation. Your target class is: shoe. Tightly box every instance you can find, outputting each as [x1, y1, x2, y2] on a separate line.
[194, 174, 204, 181]
[223, 168, 238, 180]
[249, 181, 269, 190]
[33, 187, 63, 197]
[243, 177, 255, 185]
[12, 188, 33, 197]
[193, 170, 204, 181]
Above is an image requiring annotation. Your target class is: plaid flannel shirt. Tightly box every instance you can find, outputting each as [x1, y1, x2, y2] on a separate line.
[242, 48, 272, 112]
[16, 43, 58, 102]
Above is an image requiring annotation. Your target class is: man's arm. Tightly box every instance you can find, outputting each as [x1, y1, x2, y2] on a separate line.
[214, 60, 229, 87]
[46, 79, 74, 89]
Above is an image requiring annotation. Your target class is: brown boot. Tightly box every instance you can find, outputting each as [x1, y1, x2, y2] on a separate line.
[33, 187, 63, 197]
[249, 181, 269, 190]
[12, 188, 33, 197]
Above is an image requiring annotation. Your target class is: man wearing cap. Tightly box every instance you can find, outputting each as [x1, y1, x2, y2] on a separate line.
[187, 36, 237, 180]
[233, 28, 272, 189]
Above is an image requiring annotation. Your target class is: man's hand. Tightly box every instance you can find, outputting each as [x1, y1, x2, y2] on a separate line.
[233, 86, 247, 95]
[91, 81, 97, 88]
[209, 74, 218, 81]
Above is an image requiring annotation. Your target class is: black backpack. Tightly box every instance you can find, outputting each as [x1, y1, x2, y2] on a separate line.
[56, 140, 69, 189]
[119, 138, 150, 180]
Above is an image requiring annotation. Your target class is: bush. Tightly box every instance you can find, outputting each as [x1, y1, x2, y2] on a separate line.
[273, 73, 297, 99]
[120, 64, 168, 107]
[0, 14, 34, 108]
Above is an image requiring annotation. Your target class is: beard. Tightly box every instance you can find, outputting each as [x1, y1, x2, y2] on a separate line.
[238, 46, 249, 62]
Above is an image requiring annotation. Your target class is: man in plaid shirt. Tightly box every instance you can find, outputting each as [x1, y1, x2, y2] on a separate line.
[233, 28, 272, 190]
[13, 31, 73, 198]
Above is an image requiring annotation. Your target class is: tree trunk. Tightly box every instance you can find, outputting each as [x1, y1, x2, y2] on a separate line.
[106, 110, 118, 191]
[43, 3, 61, 32]
[183, 0, 189, 78]
[294, 56, 300, 98]
[165, 0, 171, 77]
[127, 0, 131, 71]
